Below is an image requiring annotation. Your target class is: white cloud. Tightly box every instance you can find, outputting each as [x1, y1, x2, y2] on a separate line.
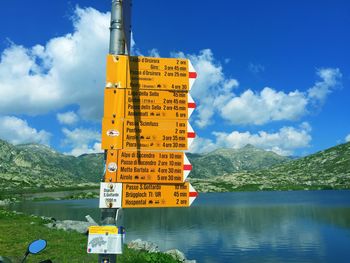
[173, 49, 239, 128]
[62, 127, 102, 156]
[148, 48, 160, 57]
[307, 68, 342, 105]
[220, 87, 308, 125]
[190, 123, 312, 156]
[214, 122, 312, 156]
[0, 7, 109, 120]
[345, 134, 350, 142]
[173, 49, 341, 128]
[0, 116, 51, 145]
[189, 136, 218, 154]
[249, 63, 265, 74]
[219, 68, 341, 126]
[69, 142, 102, 157]
[57, 111, 79, 125]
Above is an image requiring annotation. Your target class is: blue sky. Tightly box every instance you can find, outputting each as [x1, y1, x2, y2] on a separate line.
[0, 0, 349, 156]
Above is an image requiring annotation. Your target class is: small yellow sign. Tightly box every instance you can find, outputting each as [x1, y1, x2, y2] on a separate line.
[101, 118, 190, 150]
[105, 150, 191, 183]
[121, 182, 197, 208]
[106, 55, 193, 91]
[88, 226, 119, 235]
[104, 88, 192, 120]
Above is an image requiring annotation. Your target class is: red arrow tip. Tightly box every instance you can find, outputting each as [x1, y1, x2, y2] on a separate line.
[189, 72, 197, 78]
[188, 102, 196, 109]
[183, 164, 192, 171]
[187, 132, 196, 138]
[189, 191, 198, 197]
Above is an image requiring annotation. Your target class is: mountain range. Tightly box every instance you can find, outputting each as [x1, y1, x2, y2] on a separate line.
[187, 144, 290, 178]
[0, 139, 103, 194]
[0, 138, 349, 194]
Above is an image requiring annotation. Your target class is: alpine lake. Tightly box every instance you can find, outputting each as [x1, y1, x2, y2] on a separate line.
[9, 190, 350, 263]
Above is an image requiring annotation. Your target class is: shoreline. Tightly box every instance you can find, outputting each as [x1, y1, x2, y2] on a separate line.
[0, 208, 196, 262]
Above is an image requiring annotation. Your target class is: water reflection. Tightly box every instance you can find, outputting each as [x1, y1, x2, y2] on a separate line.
[8, 191, 350, 263]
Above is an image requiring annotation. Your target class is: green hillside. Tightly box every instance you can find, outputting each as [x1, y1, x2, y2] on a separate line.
[0, 139, 103, 193]
[187, 144, 290, 178]
[1, 138, 349, 194]
[191, 142, 350, 192]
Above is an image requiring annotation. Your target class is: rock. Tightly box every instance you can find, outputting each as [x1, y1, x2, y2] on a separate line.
[45, 220, 94, 234]
[128, 239, 159, 253]
[0, 199, 10, 206]
[128, 240, 196, 262]
[165, 249, 186, 261]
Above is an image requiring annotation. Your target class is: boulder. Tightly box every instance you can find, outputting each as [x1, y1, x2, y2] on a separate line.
[128, 239, 159, 253]
[45, 220, 94, 234]
[165, 249, 186, 261]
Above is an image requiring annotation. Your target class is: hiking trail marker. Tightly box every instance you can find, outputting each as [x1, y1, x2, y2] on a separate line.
[100, 54, 198, 208]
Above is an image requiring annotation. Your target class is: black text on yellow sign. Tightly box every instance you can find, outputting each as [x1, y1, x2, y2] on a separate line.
[104, 88, 195, 120]
[121, 182, 198, 208]
[101, 118, 193, 150]
[105, 150, 192, 183]
[105, 55, 196, 91]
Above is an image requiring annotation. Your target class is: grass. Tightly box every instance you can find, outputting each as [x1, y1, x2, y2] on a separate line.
[0, 209, 180, 263]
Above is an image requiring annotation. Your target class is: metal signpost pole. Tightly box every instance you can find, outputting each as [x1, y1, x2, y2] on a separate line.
[99, 1, 127, 262]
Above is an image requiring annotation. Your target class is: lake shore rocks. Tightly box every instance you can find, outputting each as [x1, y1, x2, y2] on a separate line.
[45, 219, 94, 234]
[128, 239, 196, 263]
[45, 220, 196, 262]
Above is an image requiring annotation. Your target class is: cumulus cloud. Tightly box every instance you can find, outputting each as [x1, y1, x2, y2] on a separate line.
[0, 7, 109, 120]
[220, 88, 308, 125]
[220, 68, 341, 126]
[345, 134, 350, 142]
[173, 49, 341, 127]
[189, 136, 218, 154]
[190, 122, 312, 156]
[62, 127, 102, 156]
[307, 68, 342, 105]
[0, 116, 51, 145]
[57, 111, 79, 125]
[173, 49, 239, 127]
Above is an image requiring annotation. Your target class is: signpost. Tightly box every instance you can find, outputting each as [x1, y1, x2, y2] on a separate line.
[105, 150, 192, 183]
[98, 182, 198, 208]
[101, 118, 195, 150]
[106, 55, 197, 91]
[121, 182, 198, 208]
[103, 88, 196, 120]
[92, 1, 198, 262]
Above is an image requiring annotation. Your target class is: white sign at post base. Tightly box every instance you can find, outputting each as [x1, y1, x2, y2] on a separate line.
[87, 226, 123, 254]
[99, 182, 122, 208]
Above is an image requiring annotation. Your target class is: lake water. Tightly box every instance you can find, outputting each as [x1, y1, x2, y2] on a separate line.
[9, 190, 350, 263]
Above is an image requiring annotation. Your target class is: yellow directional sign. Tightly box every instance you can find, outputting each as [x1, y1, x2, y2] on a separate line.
[105, 150, 192, 183]
[101, 118, 195, 150]
[103, 88, 195, 120]
[121, 182, 198, 208]
[106, 55, 197, 91]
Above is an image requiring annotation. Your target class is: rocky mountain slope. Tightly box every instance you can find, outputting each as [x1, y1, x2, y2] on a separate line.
[1, 139, 349, 193]
[187, 144, 290, 178]
[0, 139, 102, 193]
[191, 142, 350, 192]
